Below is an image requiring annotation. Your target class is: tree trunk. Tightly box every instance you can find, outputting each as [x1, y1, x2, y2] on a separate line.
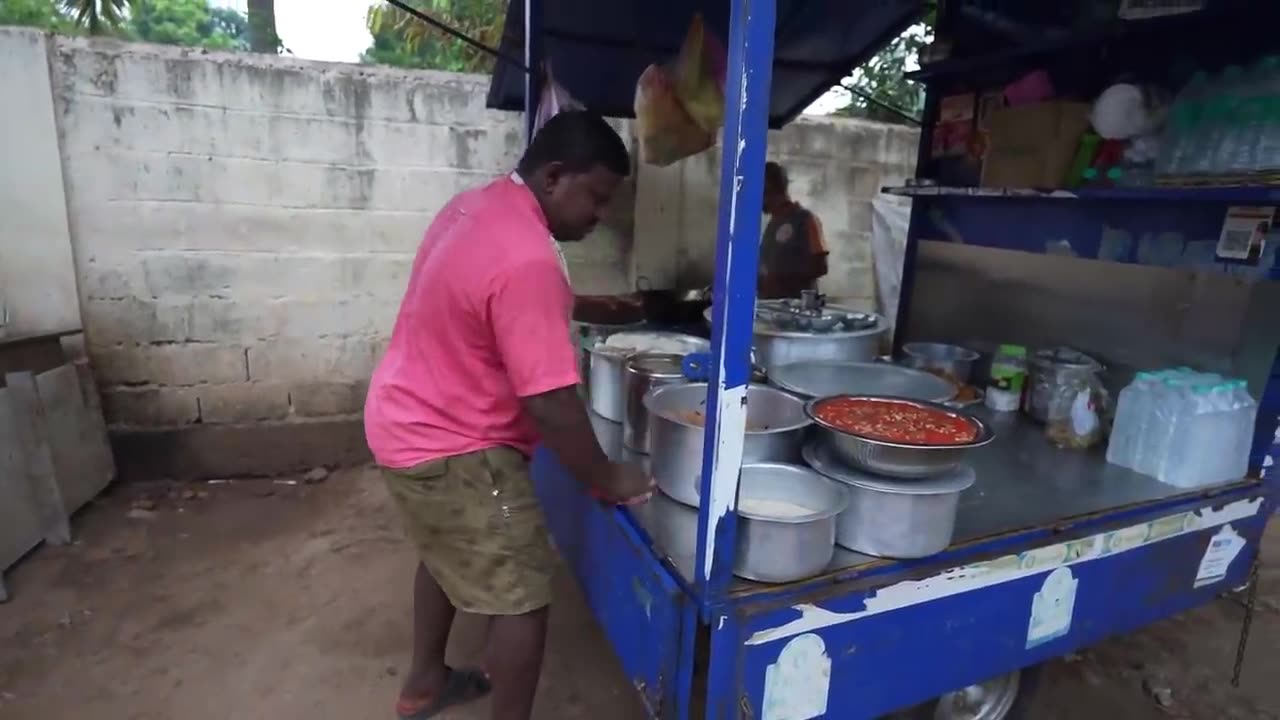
[247, 0, 278, 53]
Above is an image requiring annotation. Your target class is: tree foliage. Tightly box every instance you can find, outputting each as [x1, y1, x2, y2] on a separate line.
[0, 0, 77, 31]
[836, 14, 935, 125]
[130, 0, 247, 50]
[364, 0, 505, 73]
[0, 0, 256, 51]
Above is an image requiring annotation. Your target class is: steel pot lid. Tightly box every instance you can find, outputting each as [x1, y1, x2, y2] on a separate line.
[802, 442, 977, 495]
[625, 353, 685, 379]
[700, 304, 886, 339]
[770, 361, 957, 403]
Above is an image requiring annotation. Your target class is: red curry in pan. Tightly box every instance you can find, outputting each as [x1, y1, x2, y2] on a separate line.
[814, 396, 979, 446]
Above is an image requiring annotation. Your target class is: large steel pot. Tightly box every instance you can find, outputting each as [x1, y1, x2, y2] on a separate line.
[724, 463, 846, 583]
[623, 353, 687, 453]
[573, 320, 643, 401]
[588, 331, 709, 422]
[702, 305, 887, 375]
[803, 442, 975, 559]
[644, 383, 811, 507]
[754, 321, 886, 374]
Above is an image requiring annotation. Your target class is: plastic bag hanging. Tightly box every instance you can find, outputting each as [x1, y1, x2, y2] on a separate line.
[670, 13, 727, 136]
[533, 61, 584, 137]
[634, 13, 728, 166]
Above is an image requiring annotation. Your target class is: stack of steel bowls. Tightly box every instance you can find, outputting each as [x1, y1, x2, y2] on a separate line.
[800, 394, 993, 559]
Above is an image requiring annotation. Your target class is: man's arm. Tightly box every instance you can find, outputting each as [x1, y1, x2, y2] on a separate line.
[522, 386, 651, 503]
[490, 260, 651, 503]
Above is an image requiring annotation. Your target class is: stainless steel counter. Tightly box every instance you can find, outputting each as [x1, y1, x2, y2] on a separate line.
[590, 404, 1233, 590]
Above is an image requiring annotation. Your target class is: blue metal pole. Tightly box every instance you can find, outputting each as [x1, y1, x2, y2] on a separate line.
[693, 0, 777, 603]
[524, 0, 542, 144]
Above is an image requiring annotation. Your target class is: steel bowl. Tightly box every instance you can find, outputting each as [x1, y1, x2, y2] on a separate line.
[901, 342, 980, 385]
[770, 361, 957, 403]
[804, 395, 995, 478]
[645, 383, 812, 507]
[724, 463, 847, 583]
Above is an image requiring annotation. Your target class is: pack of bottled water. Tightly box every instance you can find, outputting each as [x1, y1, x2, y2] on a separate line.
[1106, 367, 1258, 487]
[1157, 57, 1280, 178]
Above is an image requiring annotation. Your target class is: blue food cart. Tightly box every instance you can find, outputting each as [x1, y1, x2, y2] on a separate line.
[485, 1, 1279, 717]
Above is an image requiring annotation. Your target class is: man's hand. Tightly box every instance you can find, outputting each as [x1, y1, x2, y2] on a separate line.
[598, 463, 655, 506]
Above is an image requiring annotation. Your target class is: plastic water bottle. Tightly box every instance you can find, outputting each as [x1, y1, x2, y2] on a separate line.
[1228, 379, 1258, 479]
[1107, 371, 1159, 470]
[1253, 57, 1280, 173]
[1158, 72, 1210, 177]
[1137, 375, 1199, 477]
[1205, 66, 1247, 176]
[1159, 384, 1219, 487]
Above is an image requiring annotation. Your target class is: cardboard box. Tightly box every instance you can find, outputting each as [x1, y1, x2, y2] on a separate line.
[980, 101, 1091, 188]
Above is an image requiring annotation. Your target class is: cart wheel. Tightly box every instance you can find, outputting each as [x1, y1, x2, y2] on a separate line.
[892, 666, 1042, 720]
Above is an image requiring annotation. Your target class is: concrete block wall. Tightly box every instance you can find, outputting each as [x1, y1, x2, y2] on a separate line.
[44, 34, 632, 445]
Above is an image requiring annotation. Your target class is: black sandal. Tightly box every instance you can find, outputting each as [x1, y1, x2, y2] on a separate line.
[395, 666, 492, 720]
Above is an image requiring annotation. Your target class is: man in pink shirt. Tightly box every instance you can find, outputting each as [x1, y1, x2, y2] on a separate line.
[365, 111, 652, 720]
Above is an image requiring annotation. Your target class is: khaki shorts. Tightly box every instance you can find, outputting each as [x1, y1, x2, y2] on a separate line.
[381, 446, 555, 616]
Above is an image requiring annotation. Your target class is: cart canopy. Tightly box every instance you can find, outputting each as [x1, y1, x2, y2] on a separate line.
[486, 0, 925, 128]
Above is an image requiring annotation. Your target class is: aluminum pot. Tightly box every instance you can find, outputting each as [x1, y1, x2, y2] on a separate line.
[803, 443, 975, 559]
[901, 342, 980, 385]
[753, 319, 887, 375]
[588, 331, 709, 422]
[573, 320, 643, 402]
[644, 383, 812, 507]
[701, 306, 887, 375]
[623, 353, 687, 453]
[726, 463, 846, 583]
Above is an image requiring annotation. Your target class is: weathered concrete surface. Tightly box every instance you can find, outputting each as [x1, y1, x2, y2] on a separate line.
[0, 29, 81, 337]
[0, 471, 1275, 719]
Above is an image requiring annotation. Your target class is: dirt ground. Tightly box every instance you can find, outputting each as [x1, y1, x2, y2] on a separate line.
[0, 467, 1275, 720]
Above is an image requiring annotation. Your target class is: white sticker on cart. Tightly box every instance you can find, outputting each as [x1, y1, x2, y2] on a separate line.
[744, 497, 1264, 646]
[761, 633, 830, 720]
[1194, 524, 1247, 589]
[1026, 567, 1078, 648]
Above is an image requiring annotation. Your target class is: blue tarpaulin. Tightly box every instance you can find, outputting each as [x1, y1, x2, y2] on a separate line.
[486, 0, 925, 129]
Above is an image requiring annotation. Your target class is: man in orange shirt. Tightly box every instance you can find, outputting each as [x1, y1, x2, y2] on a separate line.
[759, 161, 829, 299]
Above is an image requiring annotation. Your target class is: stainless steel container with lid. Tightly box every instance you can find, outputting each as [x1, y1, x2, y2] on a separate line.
[717, 463, 847, 583]
[587, 331, 709, 422]
[573, 320, 643, 401]
[645, 383, 812, 507]
[702, 298, 887, 375]
[1026, 347, 1103, 423]
[623, 353, 686, 454]
[803, 442, 975, 559]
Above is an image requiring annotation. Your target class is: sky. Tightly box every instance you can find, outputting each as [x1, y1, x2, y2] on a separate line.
[213, 0, 374, 63]
[210, 0, 844, 113]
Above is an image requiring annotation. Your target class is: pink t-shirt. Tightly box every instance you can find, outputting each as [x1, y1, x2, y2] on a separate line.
[364, 175, 579, 468]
